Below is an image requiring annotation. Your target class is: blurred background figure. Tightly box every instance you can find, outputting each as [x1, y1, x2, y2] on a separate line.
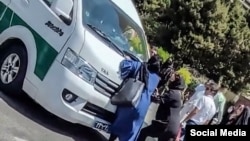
[150, 45, 158, 57]
[212, 84, 227, 125]
[220, 104, 250, 125]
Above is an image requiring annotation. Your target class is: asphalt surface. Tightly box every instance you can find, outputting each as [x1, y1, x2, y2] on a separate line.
[0, 91, 158, 141]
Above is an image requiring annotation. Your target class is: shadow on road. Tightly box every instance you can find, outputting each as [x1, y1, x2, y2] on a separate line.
[0, 91, 108, 141]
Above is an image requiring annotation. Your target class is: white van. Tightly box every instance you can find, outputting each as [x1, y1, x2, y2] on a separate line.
[0, 0, 149, 132]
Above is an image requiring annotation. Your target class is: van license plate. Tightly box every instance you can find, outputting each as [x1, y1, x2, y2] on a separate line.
[94, 121, 110, 132]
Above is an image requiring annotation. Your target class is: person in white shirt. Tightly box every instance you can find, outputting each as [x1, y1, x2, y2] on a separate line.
[180, 79, 214, 122]
[188, 79, 215, 102]
[181, 82, 217, 141]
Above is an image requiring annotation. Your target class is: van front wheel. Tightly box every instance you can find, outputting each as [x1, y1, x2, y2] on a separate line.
[0, 44, 27, 94]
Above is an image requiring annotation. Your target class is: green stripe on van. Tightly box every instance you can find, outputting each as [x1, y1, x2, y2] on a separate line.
[0, 2, 58, 81]
[11, 14, 58, 80]
[0, 3, 12, 32]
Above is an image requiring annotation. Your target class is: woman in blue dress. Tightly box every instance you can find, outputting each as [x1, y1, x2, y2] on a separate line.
[108, 55, 161, 141]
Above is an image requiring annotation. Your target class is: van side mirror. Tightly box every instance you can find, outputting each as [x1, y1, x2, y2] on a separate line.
[51, 0, 73, 25]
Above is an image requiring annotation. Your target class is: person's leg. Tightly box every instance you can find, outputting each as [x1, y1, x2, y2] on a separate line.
[158, 126, 178, 141]
[137, 124, 162, 141]
[137, 126, 152, 141]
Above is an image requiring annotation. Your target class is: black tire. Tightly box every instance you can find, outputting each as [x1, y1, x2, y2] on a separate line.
[0, 44, 27, 94]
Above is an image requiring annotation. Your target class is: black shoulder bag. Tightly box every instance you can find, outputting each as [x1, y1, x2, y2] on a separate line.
[111, 63, 146, 107]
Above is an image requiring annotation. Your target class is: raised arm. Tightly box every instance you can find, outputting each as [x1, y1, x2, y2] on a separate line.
[119, 59, 141, 79]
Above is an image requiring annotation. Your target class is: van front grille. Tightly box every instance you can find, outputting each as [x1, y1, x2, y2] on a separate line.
[93, 73, 119, 97]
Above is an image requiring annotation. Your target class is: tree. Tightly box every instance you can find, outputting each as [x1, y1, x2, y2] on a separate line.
[135, 0, 250, 92]
[219, 0, 250, 91]
[134, 0, 171, 44]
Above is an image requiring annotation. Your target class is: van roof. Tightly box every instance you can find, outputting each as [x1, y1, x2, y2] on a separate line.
[111, 0, 144, 30]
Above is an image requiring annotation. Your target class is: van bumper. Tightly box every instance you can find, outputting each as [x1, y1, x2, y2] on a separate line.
[36, 60, 116, 131]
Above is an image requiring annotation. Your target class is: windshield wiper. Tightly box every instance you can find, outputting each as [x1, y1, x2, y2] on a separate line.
[86, 23, 125, 57]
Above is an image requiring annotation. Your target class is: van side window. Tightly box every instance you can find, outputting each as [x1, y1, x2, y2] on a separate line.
[42, 0, 73, 25]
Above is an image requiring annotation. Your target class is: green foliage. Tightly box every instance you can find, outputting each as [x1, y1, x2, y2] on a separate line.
[129, 36, 143, 54]
[135, 0, 250, 93]
[157, 47, 171, 62]
[177, 67, 192, 85]
[188, 79, 198, 90]
[135, 0, 172, 44]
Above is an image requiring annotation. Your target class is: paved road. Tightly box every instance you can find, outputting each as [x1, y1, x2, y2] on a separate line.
[0, 91, 158, 141]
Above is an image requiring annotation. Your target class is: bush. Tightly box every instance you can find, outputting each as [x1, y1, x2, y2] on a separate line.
[157, 47, 171, 62]
[177, 67, 193, 85]
[188, 79, 198, 90]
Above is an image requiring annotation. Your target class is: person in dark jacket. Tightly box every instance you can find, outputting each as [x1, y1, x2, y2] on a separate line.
[157, 58, 174, 89]
[137, 73, 186, 141]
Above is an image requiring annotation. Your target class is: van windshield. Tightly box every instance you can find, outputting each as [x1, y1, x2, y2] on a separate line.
[82, 0, 149, 61]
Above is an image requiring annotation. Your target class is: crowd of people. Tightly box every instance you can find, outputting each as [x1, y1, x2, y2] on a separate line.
[106, 46, 250, 141]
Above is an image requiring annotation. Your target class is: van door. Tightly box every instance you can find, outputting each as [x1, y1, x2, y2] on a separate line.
[8, 0, 76, 80]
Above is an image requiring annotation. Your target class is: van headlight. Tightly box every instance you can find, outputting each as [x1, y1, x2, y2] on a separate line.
[61, 49, 97, 84]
